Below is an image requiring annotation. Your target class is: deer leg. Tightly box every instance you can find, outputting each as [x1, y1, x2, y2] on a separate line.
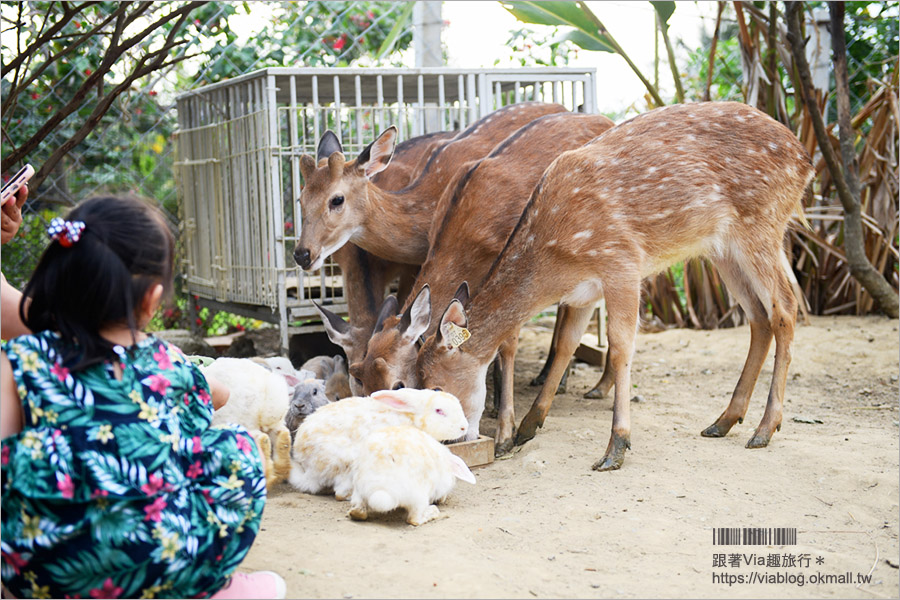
[591, 283, 640, 472]
[584, 350, 615, 399]
[530, 304, 570, 393]
[486, 356, 502, 419]
[747, 265, 796, 448]
[516, 305, 595, 446]
[701, 257, 772, 438]
[494, 333, 520, 456]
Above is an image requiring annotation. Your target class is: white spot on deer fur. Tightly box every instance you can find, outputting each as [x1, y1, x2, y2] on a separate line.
[572, 187, 581, 194]
[587, 250, 599, 257]
[768, 142, 778, 151]
[551, 205, 560, 214]
[526, 234, 535, 245]
[754, 169, 762, 175]
[614, 186, 624, 194]
[712, 183, 722, 193]
[573, 230, 592, 241]
[547, 239, 558, 247]
[735, 115, 746, 123]
[647, 166, 657, 175]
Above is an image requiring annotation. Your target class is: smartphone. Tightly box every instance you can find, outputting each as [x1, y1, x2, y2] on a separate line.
[1, 164, 34, 207]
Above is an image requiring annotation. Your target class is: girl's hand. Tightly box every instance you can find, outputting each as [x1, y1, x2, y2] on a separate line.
[1, 185, 28, 245]
[206, 373, 230, 410]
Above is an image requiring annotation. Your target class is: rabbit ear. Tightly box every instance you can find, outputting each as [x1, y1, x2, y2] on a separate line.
[448, 453, 476, 484]
[282, 373, 301, 388]
[370, 389, 417, 413]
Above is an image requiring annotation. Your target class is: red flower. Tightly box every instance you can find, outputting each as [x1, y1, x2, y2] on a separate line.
[89, 577, 123, 599]
[148, 90, 157, 96]
[145, 374, 171, 395]
[186, 461, 203, 479]
[57, 473, 75, 499]
[195, 317, 203, 326]
[2, 550, 27, 574]
[74, 21, 81, 28]
[197, 389, 211, 406]
[91, 488, 109, 499]
[143, 496, 166, 522]
[140, 473, 166, 495]
[30, 92, 39, 100]
[153, 345, 172, 370]
[333, 36, 346, 51]
[236, 435, 252, 455]
[366, 10, 375, 19]
[51, 362, 70, 382]
[84, 68, 92, 76]
[201, 489, 214, 504]
[1, 445, 9, 466]
[192, 436, 203, 454]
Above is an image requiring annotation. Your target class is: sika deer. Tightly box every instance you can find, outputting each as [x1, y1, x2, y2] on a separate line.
[349, 112, 615, 449]
[293, 102, 566, 270]
[317, 131, 456, 388]
[415, 102, 814, 471]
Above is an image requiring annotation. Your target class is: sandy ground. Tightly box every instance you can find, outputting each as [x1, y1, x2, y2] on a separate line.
[240, 315, 899, 599]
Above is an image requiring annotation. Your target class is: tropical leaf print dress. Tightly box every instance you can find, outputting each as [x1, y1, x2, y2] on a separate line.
[1, 332, 267, 599]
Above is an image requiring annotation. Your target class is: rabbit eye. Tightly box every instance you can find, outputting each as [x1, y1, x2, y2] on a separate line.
[432, 387, 443, 392]
[311, 389, 317, 395]
[435, 408, 445, 416]
[392, 381, 405, 390]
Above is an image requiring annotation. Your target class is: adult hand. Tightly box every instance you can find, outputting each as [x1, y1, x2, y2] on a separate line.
[1, 185, 28, 245]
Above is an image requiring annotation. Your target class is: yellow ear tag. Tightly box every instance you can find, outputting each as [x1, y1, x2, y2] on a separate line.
[445, 322, 471, 349]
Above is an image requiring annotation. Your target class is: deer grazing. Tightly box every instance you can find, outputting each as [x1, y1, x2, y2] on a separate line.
[347, 112, 615, 450]
[415, 102, 814, 471]
[293, 101, 566, 271]
[319, 131, 456, 390]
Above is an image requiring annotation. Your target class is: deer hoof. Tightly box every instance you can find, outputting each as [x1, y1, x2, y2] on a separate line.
[529, 373, 547, 386]
[583, 386, 606, 400]
[745, 433, 771, 449]
[701, 423, 729, 438]
[592, 432, 630, 471]
[515, 414, 542, 446]
[495, 437, 515, 457]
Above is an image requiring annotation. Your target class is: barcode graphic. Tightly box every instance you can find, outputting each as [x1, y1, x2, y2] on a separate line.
[713, 528, 797, 546]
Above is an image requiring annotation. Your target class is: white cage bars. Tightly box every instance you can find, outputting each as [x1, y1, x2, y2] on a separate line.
[174, 67, 598, 351]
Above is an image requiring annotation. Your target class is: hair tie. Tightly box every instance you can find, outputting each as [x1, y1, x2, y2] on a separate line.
[47, 217, 86, 248]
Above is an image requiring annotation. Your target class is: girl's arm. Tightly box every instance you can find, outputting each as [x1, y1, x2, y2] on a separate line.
[1, 351, 23, 438]
[205, 372, 230, 410]
[1, 272, 30, 340]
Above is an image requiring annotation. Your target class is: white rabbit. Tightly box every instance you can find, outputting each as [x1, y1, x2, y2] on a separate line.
[201, 357, 297, 486]
[288, 388, 469, 500]
[348, 425, 476, 526]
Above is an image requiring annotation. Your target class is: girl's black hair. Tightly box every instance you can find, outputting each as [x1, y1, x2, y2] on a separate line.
[21, 195, 175, 370]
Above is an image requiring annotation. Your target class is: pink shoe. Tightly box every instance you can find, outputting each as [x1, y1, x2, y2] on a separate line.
[209, 571, 287, 599]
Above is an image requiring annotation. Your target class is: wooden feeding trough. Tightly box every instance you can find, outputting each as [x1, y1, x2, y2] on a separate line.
[447, 435, 495, 468]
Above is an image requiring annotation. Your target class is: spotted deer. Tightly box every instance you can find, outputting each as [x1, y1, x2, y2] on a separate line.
[415, 102, 814, 471]
[318, 131, 457, 389]
[293, 101, 567, 271]
[347, 112, 615, 450]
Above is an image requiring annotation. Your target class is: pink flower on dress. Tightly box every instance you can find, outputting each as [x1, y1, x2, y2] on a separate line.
[2, 550, 27, 574]
[145, 374, 171, 395]
[201, 489, 214, 504]
[50, 362, 70, 382]
[236, 435, 252, 455]
[57, 473, 75, 499]
[197, 389, 211, 406]
[143, 496, 166, 522]
[192, 436, 203, 454]
[140, 473, 165, 495]
[152, 345, 172, 370]
[1, 445, 9, 466]
[91, 488, 109, 499]
[89, 577, 123, 598]
[186, 461, 203, 479]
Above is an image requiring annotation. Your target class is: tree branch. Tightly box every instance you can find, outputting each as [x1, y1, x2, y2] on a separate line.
[784, 1, 898, 317]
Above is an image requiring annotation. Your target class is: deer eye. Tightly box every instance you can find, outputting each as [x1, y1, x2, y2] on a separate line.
[329, 194, 345, 209]
[354, 377, 363, 387]
[392, 381, 405, 390]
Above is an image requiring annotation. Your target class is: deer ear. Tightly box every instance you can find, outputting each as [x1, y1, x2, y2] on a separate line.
[438, 299, 470, 350]
[453, 281, 470, 307]
[356, 126, 397, 179]
[300, 155, 316, 181]
[400, 285, 431, 342]
[317, 130, 343, 163]
[314, 301, 351, 347]
[373, 295, 400, 334]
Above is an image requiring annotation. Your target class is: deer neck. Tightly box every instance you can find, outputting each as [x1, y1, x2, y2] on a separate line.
[350, 183, 432, 265]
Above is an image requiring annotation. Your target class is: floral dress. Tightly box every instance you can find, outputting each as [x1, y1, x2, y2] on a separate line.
[1, 332, 267, 599]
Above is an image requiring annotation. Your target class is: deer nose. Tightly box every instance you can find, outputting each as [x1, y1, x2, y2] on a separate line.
[294, 247, 311, 269]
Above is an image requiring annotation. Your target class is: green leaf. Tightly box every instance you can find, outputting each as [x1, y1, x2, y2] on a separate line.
[501, 1, 595, 30]
[553, 29, 615, 53]
[376, 1, 415, 59]
[650, 1, 676, 32]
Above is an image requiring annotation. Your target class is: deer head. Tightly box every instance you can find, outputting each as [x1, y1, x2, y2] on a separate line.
[293, 127, 398, 271]
[348, 286, 432, 395]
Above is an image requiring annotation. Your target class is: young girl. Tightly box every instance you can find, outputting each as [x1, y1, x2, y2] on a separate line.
[1, 196, 285, 599]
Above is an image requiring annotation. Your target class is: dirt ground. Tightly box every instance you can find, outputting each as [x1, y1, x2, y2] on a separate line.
[240, 315, 899, 599]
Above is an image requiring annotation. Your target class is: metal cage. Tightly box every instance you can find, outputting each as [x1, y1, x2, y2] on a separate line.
[174, 67, 598, 351]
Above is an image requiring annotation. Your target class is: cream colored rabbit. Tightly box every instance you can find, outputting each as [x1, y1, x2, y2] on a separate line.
[288, 388, 468, 500]
[348, 425, 476, 526]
